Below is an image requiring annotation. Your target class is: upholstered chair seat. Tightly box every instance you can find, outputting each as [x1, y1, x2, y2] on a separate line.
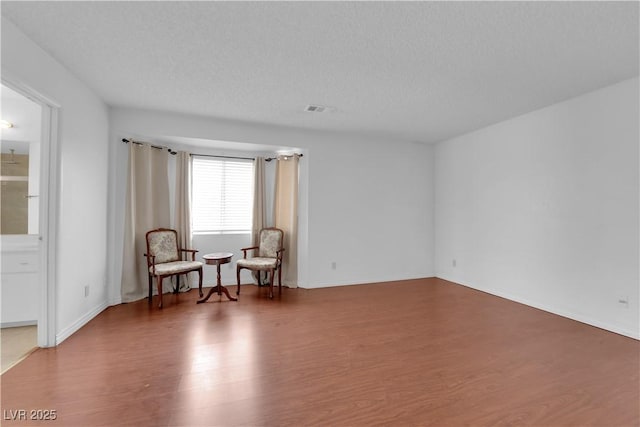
[150, 260, 203, 276]
[236, 257, 278, 269]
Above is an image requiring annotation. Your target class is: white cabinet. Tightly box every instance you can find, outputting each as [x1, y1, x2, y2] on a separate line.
[1, 237, 40, 327]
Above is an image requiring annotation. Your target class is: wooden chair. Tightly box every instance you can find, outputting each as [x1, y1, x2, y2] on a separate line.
[144, 228, 203, 308]
[236, 227, 285, 299]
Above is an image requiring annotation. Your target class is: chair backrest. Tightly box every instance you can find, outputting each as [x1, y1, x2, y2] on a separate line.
[146, 228, 180, 264]
[259, 228, 283, 258]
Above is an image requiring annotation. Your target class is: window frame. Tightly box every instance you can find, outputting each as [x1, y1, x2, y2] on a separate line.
[190, 155, 253, 235]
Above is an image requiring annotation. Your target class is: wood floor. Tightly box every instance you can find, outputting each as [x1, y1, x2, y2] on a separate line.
[1, 278, 638, 426]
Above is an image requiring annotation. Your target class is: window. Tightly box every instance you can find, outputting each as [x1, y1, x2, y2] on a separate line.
[191, 156, 253, 233]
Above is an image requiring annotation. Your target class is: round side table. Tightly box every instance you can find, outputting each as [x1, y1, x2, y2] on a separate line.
[196, 252, 238, 303]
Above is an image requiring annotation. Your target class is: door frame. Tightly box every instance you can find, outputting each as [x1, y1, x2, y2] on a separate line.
[2, 77, 59, 347]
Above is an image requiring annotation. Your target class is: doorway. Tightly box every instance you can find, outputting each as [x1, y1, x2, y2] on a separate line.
[1, 81, 57, 358]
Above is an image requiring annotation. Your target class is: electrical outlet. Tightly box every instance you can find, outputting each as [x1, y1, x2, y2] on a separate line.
[617, 296, 629, 308]
[331, 261, 337, 270]
[452, 259, 457, 267]
[84, 285, 90, 297]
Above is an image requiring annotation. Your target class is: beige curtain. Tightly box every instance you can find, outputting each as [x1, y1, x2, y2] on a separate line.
[174, 151, 193, 290]
[251, 157, 266, 284]
[121, 143, 171, 302]
[274, 154, 299, 287]
[252, 157, 266, 245]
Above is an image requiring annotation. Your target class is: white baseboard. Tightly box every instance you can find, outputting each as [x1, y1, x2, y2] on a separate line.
[56, 301, 109, 345]
[437, 275, 639, 340]
[306, 275, 432, 289]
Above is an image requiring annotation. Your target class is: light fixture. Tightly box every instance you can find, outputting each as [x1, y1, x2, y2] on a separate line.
[1, 120, 14, 129]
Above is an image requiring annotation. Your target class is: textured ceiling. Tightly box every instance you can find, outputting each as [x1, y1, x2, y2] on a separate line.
[2, 1, 638, 144]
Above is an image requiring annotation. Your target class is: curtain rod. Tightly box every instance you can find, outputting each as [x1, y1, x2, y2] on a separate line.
[266, 153, 303, 162]
[123, 138, 303, 161]
[187, 153, 304, 162]
[122, 138, 177, 155]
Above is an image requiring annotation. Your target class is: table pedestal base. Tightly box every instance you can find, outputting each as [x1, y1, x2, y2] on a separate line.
[197, 284, 237, 303]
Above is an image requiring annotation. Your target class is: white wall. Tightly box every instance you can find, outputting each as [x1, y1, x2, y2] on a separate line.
[2, 18, 110, 343]
[108, 107, 435, 301]
[306, 136, 434, 287]
[435, 77, 639, 338]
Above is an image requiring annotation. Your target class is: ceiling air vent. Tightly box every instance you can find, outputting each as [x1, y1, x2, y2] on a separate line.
[304, 104, 326, 113]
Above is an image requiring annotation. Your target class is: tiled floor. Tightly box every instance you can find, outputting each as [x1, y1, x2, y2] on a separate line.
[1, 325, 37, 374]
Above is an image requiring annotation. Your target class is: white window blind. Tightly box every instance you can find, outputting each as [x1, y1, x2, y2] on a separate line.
[191, 156, 253, 233]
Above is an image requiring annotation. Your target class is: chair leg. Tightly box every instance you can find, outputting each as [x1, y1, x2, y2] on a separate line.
[269, 269, 275, 299]
[175, 275, 180, 294]
[157, 276, 164, 309]
[148, 274, 153, 303]
[278, 266, 282, 294]
[236, 266, 241, 295]
[198, 267, 203, 297]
